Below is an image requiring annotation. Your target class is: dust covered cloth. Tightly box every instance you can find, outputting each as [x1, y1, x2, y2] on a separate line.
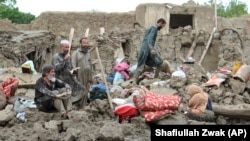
[52, 53, 85, 103]
[202, 74, 225, 88]
[89, 83, 107, 101]
[187, 84, 209, 115]
[0, 78, 19, 99]
[132, 87, 181, 122]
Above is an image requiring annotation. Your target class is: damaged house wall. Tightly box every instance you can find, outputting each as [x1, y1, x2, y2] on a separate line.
[1, 3, 250, 74]
[0, 31, 55, 72]
[135, 3, 215, 35]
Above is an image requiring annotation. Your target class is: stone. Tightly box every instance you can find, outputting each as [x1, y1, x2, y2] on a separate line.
[44, 120, 60, 130]
[156, 113, 188, 125]
[98, 122, 124, 141]
[229, 79, 246, 94]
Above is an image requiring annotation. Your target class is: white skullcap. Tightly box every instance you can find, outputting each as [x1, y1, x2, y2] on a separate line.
[60, 40, 70, 45]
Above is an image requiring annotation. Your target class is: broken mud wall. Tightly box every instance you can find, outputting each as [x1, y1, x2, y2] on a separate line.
[87, 17, 250, 75]
[0, 19, 17, 31]
[0, 31, 55, 71]
[135, 3, 215, 35]
[135, 3, 169, 35]
[30, 12, 135, 48]
[1, 3, 250, 74]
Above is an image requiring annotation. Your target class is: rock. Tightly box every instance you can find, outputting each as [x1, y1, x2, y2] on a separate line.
[65, 128, 81, 141]
[243, 92, 250, 103]
[156, 113, 188, 125]
[216, 116, 228, 125]
[209, 89, 224, 103]
[229, 79, 246, 94]
[33, 123, 48, 140]
[181, 36, 192, 46]
[223, 97, 233, 104]
[120, 79, 134, 89]
[187, 120, 216, 125]
[16, 88, 28, 96]
[130, 116, 148, 129]
[233, 95, 245, 105]
[183, 25, 192, 31]
[125, 136, 150, 141]
[62, 120, 73, 131]
[120, 123, 136, 136]
[0, 105, 15, 125]
[150, 87, 177, 95]
[182, 31, 188, 35]
[98, 122, 124, 141]
[214, 32, 221, 39]
[0, 92, 7, 110]
[25, 89, 35, 99]
[44, 120, 61, 130]
[67, 111, 89, 123]
[169, 77, 187, 89]
[140, 78, 161, 87]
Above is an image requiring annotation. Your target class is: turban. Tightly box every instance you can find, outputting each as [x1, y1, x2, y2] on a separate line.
[60, 40, 70, 45]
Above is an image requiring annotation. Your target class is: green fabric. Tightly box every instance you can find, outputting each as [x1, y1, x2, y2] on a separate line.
[89, 87, 107, 101]
[21, 60, 38, 74]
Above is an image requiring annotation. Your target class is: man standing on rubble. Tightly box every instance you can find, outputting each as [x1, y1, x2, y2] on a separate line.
[52, 40, 85, 105]
[71, 37, 93, 105]
[135, 18, 166, 84]
[34, 65, 72, 119]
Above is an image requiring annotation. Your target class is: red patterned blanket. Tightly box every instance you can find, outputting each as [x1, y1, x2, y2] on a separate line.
[133, 87, 181, 122]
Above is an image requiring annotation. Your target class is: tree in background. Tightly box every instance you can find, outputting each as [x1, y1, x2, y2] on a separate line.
[0, 0, 36, 24]
[204, 0, 248, 18]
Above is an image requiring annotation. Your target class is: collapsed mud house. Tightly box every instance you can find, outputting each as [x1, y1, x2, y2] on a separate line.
[1, 2, 249, 73]
[1, 1, 250, 140]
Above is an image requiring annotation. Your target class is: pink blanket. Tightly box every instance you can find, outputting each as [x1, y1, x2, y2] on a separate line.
[114, 62, 130, 80]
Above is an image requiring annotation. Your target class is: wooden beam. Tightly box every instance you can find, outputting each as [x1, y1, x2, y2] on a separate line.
[100, 27, 105, 36]
[198, 27, 216, 66]
[85, 28, 90, 38]
[213, 104, 250, 120]
[68, 28, 74, 54]
[95, 45, 114, 112]
[214, 0, 217, 29]
[186, 32, 199, 58]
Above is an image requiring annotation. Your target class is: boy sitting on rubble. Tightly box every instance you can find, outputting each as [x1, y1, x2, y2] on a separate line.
[185, 84, 215, 122]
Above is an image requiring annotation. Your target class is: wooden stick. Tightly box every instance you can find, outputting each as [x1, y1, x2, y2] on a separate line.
[186, 31, 199, 58]
[95, 46, 114, 111]
[100, 27, 105, 36]
[198, 27, 216, 65]
[68, 28, 74, 54]
[214, 0, 217, 29]
[18, 83, 35, 88]
[85, 28, 90, 38]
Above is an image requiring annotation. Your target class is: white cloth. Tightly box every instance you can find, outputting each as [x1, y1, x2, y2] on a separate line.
[171, 67, 186, 78]
[60, 40, 70, 45]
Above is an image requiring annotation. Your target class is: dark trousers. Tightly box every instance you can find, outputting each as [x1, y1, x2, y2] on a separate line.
[206, 97, 213, 111]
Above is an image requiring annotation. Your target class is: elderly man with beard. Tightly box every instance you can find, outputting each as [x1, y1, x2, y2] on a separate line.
[72, 37, 92, 105]
[34, 65, 72, 118]
[135, 18, 166, 84]
[52, 40, 85, 105]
